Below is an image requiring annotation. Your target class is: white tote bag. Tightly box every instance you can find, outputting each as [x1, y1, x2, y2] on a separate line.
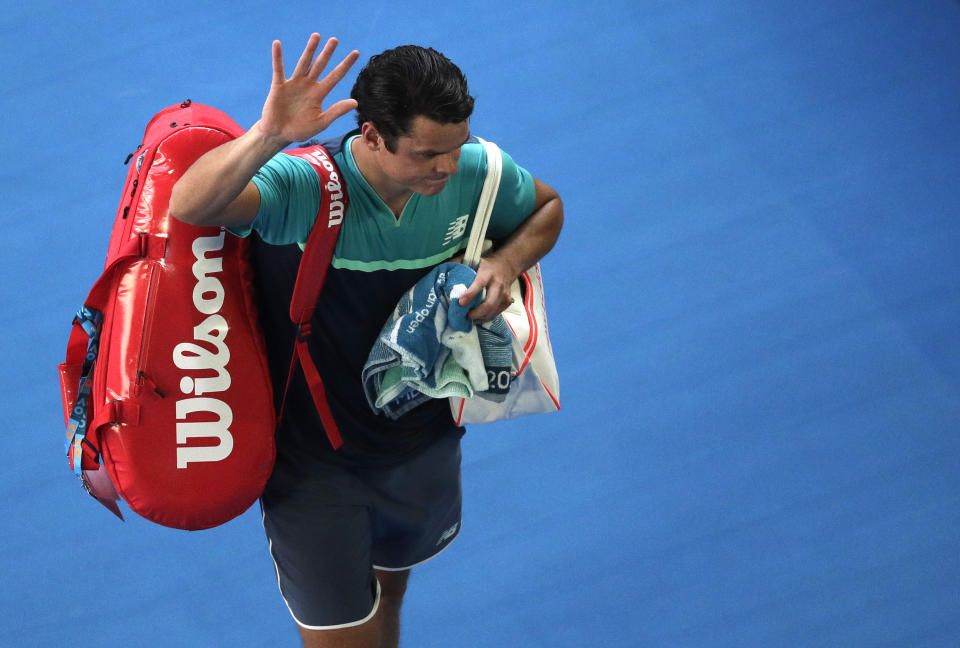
[450, 139, 561, 425]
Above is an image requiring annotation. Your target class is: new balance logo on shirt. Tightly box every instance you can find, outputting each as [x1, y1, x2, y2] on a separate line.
[442, 215, 470, 246]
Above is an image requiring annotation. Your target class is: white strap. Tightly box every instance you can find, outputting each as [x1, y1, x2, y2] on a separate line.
[463, 138, 502, 269]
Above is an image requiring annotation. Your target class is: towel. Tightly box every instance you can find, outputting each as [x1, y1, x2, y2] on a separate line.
[362, 262, 513, 420]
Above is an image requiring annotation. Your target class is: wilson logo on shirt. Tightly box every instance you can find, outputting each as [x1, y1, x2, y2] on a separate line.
[443, 215, 470, 246]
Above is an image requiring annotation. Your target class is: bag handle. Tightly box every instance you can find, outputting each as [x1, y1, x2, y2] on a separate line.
[276, 146, 347, 449]
[463, 138, 503, 269]
[287, 146, 345, 324]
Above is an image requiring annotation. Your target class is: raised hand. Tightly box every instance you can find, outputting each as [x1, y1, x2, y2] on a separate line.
[259, 33, 360, 145]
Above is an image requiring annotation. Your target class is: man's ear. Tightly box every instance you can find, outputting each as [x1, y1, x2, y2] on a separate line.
[359, 122, 381, 151]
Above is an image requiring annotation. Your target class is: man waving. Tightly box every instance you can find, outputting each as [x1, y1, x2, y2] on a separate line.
[171, 33, 562, 648]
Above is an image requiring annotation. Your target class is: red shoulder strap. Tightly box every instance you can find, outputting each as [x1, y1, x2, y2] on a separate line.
[276, 145, 348, 449]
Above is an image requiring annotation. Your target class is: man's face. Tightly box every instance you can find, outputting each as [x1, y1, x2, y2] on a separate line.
[378, 116, 471, 196]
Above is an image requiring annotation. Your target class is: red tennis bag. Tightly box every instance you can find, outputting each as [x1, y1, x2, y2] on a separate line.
[60, 101, 347, 530]
[59, 102, 276, 530]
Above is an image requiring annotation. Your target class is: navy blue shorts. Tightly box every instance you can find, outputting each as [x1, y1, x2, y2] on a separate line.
[260, 431, 463, 629]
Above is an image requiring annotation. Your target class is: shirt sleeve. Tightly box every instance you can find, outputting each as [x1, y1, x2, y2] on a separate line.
[226, 153, 321, 245]
[485, 149, 537, 240]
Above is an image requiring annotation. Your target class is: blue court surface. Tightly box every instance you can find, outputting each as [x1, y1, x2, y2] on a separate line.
[3, 1, 959, 646]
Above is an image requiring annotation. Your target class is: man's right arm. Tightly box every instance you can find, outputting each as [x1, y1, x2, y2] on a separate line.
[169, 33, 359, 228]
[169, 122, 289, 228]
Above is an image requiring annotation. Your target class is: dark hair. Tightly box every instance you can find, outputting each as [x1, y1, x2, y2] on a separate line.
[351, 45, 474, 152]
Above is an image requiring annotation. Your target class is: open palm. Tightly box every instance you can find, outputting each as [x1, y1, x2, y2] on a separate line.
[260, 33, 360, 144]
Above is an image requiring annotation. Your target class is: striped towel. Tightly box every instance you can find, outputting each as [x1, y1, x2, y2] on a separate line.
[362, 262, 513, 420]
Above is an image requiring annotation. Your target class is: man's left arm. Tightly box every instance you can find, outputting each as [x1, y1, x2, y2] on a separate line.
[459, 177, 563, 321]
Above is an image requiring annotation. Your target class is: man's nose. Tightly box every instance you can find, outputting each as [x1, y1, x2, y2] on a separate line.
[435, 151, 459, 176]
